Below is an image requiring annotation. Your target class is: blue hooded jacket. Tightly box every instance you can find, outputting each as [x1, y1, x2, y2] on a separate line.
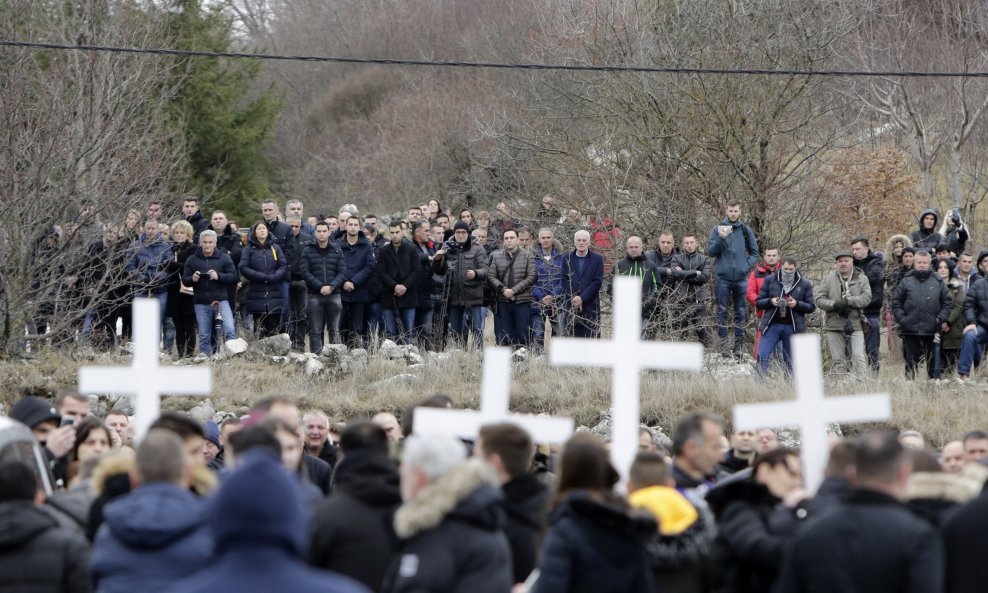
[91, 482, 213, 593]
[707, 218, 759, 282]
[161, 453, 369, 593]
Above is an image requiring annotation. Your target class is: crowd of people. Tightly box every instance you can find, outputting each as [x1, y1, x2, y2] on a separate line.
[3, 388, 987, 593]
[22, 194, 988, 381]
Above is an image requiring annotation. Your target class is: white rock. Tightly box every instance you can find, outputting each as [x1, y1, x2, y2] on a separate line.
[254, 333, 292, 357]
[224, 338, 249, 355]
[188, 399, 216, 424]
[512, 348, 530, 362]
[320, 344, 349, 361]
[304, 358, 325, 376]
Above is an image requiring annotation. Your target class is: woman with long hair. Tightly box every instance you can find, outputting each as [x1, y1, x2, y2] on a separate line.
[167, 220, 198, 358]
[532, 433, 655, 593]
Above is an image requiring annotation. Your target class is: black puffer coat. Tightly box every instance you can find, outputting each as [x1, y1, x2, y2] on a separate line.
[300, 242, 347, 294]
[892, 269, 952, 335]
[240, 238, 288, 315]
[0, 501, 92, 593]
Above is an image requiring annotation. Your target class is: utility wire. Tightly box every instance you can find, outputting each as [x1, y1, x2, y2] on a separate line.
[2, 39, 988, 78]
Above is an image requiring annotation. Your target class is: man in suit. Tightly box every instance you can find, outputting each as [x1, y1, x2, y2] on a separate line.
[561, 230, 605, 338]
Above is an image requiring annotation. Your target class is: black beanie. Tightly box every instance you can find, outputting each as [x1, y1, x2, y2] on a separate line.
[453, 221, 471, 233]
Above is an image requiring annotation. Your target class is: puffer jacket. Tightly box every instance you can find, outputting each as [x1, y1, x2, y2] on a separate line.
[433, 239, 489, 307]
[0, 501, 92, 593]
[300, 242, 347, 295]
[910, 208, 944, 253]
[755, 270, 815, 333]
[706, 219, 759, 282]
[488, 248, 537, 303]
[338, 233, 377, 304]
[674, 250, 712, 304]
[963, 277, 988, 329]
[892, 269, 952, 335]
[815, 268, 872, 331]
[239, 238, 288, 315]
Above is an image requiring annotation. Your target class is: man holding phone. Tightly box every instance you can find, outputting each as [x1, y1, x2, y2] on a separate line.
[707, 200, 760, 360]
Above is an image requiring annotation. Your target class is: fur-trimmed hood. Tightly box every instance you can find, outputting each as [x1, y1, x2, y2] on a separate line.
[90, 449, 135, 496]
[906, 467, 986, 504]
[394, 458, 502, 539]
[885, 234, 913, 266]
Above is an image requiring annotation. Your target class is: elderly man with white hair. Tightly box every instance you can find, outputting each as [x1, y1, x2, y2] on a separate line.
[383, 433, 512, 593]
[182, 229, 238, 355]
[560, 229, 605, 338]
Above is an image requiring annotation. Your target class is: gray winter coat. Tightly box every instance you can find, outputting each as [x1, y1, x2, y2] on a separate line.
[815, 268, 872, 332]
[488, 248, 537, 304]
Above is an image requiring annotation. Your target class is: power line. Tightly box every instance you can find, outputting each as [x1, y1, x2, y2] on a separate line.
[3, 39, 988, 79]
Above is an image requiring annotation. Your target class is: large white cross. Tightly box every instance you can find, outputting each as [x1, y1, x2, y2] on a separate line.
[78, 298, 213, 442]
[733, 333, 891, 492]
[550, 276, 704, 481]
[413, 347, 574, 443]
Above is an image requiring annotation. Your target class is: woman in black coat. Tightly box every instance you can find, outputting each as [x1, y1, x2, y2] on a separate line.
[532, 433, 656, 593]
[239, 221, 289, 337]
[705, 448, 807, 593]
[166, 220, 198, 358]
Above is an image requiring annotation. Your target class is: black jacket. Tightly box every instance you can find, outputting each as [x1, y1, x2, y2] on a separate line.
[532, 491, 655, 593]
[310, 451, 401, 592]
[214, 224, 243, 267]
[892, 269, 952, 335]
[303, 453, 332, 495]
[612, 255, 661, 311]
[240, 238, 289, 315]
[286, 231, 314, 281]
[943, 491, 988, 593]
[775, 488, 944, 593]
[0, 502, 92, 593]
[501, 473, 551, 584]
[183, 248, 238, 305]
[854, 251, 885, 315]
[185, 210, 211, 244]
[412, 240, 437, 309]
[384, 460, 512, 593]
[963, 277, 988, 329]
[706, 479, 797, 593]
[339, 233, 377, 304]
[910, 208, 944, 253]
[432, 239, 490, 307]
[377, 239, 419, 309]
[165, 240, 197, 318]
[300, 242, 347, 295]
[755, 270, 815, 333]
[673, 250, 712, 303]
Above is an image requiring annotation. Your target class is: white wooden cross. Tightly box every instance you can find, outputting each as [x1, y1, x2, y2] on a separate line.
[733, 333, 891, 492]
[413, 347, 574, 443]
[78, 298, 213, 442]
[550, 276, 704, 482]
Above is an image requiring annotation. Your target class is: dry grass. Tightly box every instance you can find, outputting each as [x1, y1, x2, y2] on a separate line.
[4, 346, 988, 448]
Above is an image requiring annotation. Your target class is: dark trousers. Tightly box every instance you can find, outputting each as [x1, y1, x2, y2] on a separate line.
[288, 281, 308, 350]
[715, 278, 747, 342]
[864, 313, 881, 371]
[174, 311, 198, 358]
[494, 301, 532, 347]
[307, 293, 342, 353]
[902, 334, 935, 380]
[341, 302, 367, 349]
[254, 313, 281, 338]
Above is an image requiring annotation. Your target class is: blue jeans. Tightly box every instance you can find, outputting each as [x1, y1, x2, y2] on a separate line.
[715, 278, 747, 340]
[414, 306, 434, 347]
[494, 301, 533, 347]
[757, 323, 795, 377]
[383, 307, 416, 343]
[367, 302, 382, 338]
[194, 301, 236, 355]
[957, 327, 988, 376]
[449, 305, 485, 349]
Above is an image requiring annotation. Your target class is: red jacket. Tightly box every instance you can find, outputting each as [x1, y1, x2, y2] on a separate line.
[747, 261, 779, 317]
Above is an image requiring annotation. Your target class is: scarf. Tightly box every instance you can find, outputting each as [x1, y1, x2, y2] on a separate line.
[780, 269, 796, 293]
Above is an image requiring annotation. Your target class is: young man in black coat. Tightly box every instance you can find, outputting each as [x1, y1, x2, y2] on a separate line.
[476, 423, 551, 586]
[377, 222, 419, 345]
[776, 432, 944, 593]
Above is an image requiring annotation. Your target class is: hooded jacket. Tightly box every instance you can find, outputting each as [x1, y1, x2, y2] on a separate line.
[161, 453, 368, 593]
[384, 459, 512, 593]
[892, 269, 952, 335]
[0, 501, 92, 593]
[531, 491, 656, 593]
[883, 233, 913, 303]
[91, 483, 213, 593]
[240, 235, 289, 315]
[905, 469, 984, 528]
[310, 451, 402, 592]
[910, 208, 944, 253]
[706, 218, 759, 282]
[432, 238, 490, 307]
[182, 247, 237, 305]
[755, 269, 815, 333]
[339, 232, 377, 304]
